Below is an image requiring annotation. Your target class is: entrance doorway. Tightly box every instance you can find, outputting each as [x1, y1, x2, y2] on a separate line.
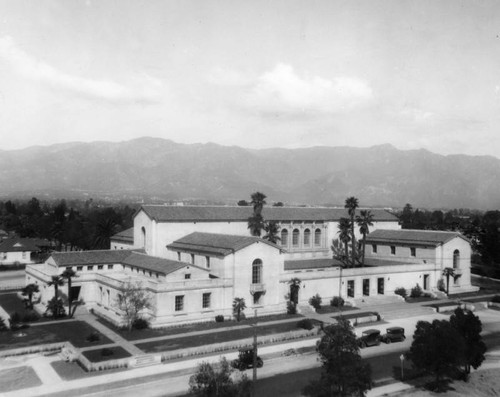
[423, 274, 429, 290]
[377, 278, 384, 294]
[347, 280, 355, 298]
[70, 286, 81, 302]
[363, 279, 370, 296]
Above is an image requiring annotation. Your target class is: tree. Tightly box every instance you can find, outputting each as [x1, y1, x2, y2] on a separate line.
[93, 216, 118, 249]
[303, 318, 372, 397]
[114, 280, 152, 331]
[248, 192, 267, 237]
[62, 268, 78, 317]
[232, 297, 246, 322]
[356, 210, 374, 265]
[400, 203, 414, 229]
[250, 192, 267, 214]
[443, 267, 456, 295]
[47, 275, 65, 318]
[21, 283, 39, 309]
[237, 200, 249, 206]
[344, 197, 359, 267]
[450, 307, 487, 378]
[45, 297, 66, 319]
[188, 357, 251, 397]
[408, 319, 465, 391]
[262, 221, 281, 244]
[288, 277, 301, 309]
[333, 217, 352, 267]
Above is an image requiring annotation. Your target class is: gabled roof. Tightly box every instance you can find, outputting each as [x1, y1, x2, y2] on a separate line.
[167, 232, 282, 257]
[365, 229, 468, 246]
[122, 251, 207, 275]
[0, 238, 49, 253]
[110, 227, 134, 243]
[284, 256, 423, 271]
[139, 205, 398, 223]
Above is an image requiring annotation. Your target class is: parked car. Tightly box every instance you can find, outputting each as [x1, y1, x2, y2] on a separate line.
[231, 348, 263, 371]
[358, 329, 381, 348]
[381, 326, 405, 344]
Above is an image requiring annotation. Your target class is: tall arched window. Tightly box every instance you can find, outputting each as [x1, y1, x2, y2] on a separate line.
[314, 228, 322, 246]
[141, 227, 146, 248]
[292, 229, 300, 247]
[252, 259, 262, 284]
[303, 229, 311, 246]
[281, 229, 288, 247]
[453, 249, 460, 269]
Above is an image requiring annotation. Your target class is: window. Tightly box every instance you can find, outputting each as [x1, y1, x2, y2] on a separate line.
[98, 265, 103, 270]
[410, 247, 416, 257]
[292, 229, 300, 247]
[372, 244, 377, 254]
[202, 293, 211, 309]
[390, 246, 396, 255]
[22, 252, 26, 259]
[205, 256, 210, 269]
[175, 295, 184, 311]
[303, 229, 311, 246]
[141, 226, 146, 248]
[191, 254, 195, 264]
[177, 252, 181, 261]
[252, 259, 262, 284]
[108, 265, 114, 270]
[149, 271, 152, 277]
[185, 274, 191, 279]
[281, 229, 288, 247]
[87, 265, 94, 271]
[314, 229, 322, 246]
[453, 249, 460, 269]
[77, 266, 83, 271]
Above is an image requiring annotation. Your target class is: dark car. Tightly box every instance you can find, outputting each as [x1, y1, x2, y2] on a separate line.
[231, 348, 264, 371]
[381, 326, 405, 344]
[358, 329, 381, 348]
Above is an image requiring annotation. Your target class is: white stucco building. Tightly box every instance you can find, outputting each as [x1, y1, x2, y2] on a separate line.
[25, 205, 476, 327]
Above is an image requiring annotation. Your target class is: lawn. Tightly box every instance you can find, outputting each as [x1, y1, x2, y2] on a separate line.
[0, 321, 112, 350]
[82, 346, 132, 362]
[98, 313, 303, 341]
[316, 305, 359, 314]
[0, 292, 68, 323]
[136, 320, 314, 353]
[330, 311, 379, 321]
[0, 366, 42, 392]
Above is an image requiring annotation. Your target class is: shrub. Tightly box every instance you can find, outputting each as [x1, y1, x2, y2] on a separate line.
[10, 311, 21, 324]
[86, 331, 101, 342]
[309, 294, 322, 310]
[22, 310, 40, 323]
[410, 284, 423, 298]
[101, 348, 114, 357]
[287, 301, 297, 315]
[11, 323, 30, 331]
[394, 287, 407, 299]
[132, 318, 149, 330]
[330, 296, 345, 308]
[297, 319, 314, 330]
[491, 295, 500, 303]
[0, 318, 8, 332]
[215, 315, 225, 323]
[437, 278, 446, 292]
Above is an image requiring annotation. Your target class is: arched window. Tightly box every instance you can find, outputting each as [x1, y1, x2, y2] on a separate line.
[252, 259, 262, 284]
[141, 227, 146, 248]
[292, 229, 300, 247]
[281, 229, 288, 247]
[453, 249, 460, 269]
[314, 228, 322, 246]
[303, 229, 311, 246]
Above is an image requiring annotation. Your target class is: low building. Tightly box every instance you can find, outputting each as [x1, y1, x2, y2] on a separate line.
[0, 238, 50, 266]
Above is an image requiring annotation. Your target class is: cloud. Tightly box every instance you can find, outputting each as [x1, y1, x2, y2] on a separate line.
[400, 107, 434, 123]
[247, 63, 373, 114]
[0, 36, 164, 104]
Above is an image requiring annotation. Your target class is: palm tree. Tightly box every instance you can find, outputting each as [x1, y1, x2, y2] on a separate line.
[247, 213, 265, 237]
[345, 197, 359, 267]
[443, 267, 456, 295]
[356, 210, 374, 265]
[263, 221, 281, 244]
[48, 275, 64, 317]
[338, 217, 352, 267]
[232, 297, 246, 322]
[93, 217, 118, 249]
[62, 268, 78, 317]
[288, 278, 301, 310]
[250, 192, 267, 215]
[21, 283, 39, 309]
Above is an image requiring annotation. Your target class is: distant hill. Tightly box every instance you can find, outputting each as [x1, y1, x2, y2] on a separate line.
[1, 137, 499, 209]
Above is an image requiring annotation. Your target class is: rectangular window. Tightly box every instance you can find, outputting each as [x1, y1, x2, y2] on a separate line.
[202, 293, 211, 309]
[177, 252, 181, 261]
[175, 295, 184, 311]
[22, 252, 27, 259]
[108, 265, 114, 270]
[410, 247, 416, 257]
[77, 266, 83, 271]
[191, 254, 195, 264]
[98, 265, 103, 270]
[372, 244, 377, 254]
[185, 274, 191, 279]
[391, 246, 396, 255]
[87, 265, 94, 271]
[206, 256, 210, 269]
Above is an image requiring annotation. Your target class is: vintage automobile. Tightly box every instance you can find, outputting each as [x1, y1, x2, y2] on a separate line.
[381, 326, 406, 344]
[231, 348, 264, 371]
[357, 329, 381, 348]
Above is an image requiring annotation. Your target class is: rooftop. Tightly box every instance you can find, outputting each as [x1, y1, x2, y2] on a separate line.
[365, 229, 467, 246]
[110, 227, 134, 243]
[0, 238, 50, 253]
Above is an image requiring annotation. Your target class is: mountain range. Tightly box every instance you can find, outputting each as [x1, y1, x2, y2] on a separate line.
[1, 137, 499, 210]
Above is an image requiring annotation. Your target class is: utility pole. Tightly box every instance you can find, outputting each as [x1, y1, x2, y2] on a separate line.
[252, 308, 258, 396]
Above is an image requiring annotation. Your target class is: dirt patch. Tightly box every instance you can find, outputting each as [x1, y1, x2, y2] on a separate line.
[0, 366, 42, 392]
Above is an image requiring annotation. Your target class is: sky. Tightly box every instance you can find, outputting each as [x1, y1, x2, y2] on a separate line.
[1, 0, 500, 157]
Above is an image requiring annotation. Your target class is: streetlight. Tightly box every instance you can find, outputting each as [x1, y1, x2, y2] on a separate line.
[400, 354, 405, 380]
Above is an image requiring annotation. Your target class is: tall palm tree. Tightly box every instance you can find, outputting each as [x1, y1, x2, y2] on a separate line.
[443, 267, 456, 295]
[288, 278, 301, 310]
[93, 217, 118, 249]
[21, 283, 39, 309]
[62, 268, 78, 317]
[263, 221, 281, 244]
[247, 213, 265, 237]
[345, 197, 359, 267]
[356, 210, 374, 265]
[250, 192, 267, 215]
[338, 218, 352, 267]
[47, 275, 65, 318]
[232, 297, 246, 322]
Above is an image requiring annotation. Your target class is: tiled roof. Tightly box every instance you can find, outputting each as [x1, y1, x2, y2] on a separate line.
[140, 205, 398, 223]
[51, 250, 134, 266]
[0, 238, 49, 253]
[110, 227, 134, 243]
[365, 229, 467, 246]
[284, 256, 423, 271]
[122, 252, 203, 275]
[167, 232, 281, 257]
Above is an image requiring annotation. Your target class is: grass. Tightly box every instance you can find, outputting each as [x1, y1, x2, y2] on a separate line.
[0, 366, 42, 392]
[0, 292, 69, 323]
[82, 346, 132, 362]
[405, 296, 437, 303]
[98, 312, 303, 341]
[330, 311, 379, 321]
[136, 320, 314, 353]
[316, 305, 359, 314]
[51, 360, 126, 380]
[0, 321, 112, 350]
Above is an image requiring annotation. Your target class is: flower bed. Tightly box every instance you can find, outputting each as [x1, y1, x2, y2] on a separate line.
[82, 346, 132, 363]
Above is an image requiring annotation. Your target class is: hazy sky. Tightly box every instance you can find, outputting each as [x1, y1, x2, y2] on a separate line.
[1, 0, 500, 157]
